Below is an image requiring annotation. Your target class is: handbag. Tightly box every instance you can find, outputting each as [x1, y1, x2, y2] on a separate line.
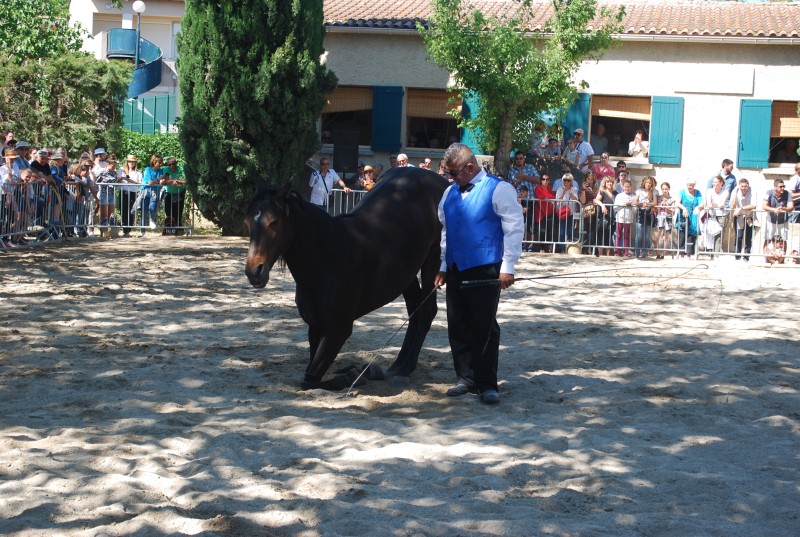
[705, 215, 722, 237]
[557, 205, 572, 220]
[583, 204, 596, 218]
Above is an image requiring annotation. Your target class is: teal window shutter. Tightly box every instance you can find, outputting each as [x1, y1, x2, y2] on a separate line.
[371, 86, 404, 152]
[563, 93, 590, 138]
[649, 96, 684, 165]
[460, 91, 483, 154]
[737, 99, 772, 168]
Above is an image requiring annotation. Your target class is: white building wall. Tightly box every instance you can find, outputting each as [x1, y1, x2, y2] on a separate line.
[576, 40, 800, 192]
[324, 32, 451, 89]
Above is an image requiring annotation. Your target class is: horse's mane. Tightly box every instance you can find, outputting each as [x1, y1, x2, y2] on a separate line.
[247, 183, 332, 222]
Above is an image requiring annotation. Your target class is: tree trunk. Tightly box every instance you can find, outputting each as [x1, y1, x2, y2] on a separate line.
[493, 111, 515, 179]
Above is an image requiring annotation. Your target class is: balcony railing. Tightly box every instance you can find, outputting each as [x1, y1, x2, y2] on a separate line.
[106, 28, 163, 98]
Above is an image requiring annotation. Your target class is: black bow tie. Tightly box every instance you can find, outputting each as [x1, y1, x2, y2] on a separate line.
[459, 182, 475, 193]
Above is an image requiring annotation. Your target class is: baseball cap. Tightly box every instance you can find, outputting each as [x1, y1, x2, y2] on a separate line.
[94, 147, 106, 156]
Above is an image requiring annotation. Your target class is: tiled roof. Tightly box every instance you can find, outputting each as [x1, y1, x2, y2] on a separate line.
[324, 0, 800, 39]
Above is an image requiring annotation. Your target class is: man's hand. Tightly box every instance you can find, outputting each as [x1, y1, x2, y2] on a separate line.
[499, 273, 514, 290]
[434, 272, 446, 288]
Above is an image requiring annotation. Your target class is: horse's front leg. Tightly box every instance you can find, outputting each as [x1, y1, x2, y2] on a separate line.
[300, 324, 354, 391]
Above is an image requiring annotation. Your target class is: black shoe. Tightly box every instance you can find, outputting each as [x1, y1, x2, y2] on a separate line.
[479, 390, 500, 405]
[446, 383, 476, 397]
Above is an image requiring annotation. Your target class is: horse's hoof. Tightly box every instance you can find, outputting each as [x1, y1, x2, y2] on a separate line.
[300, 378, 321, 391]
[387, 375, 411, 388]
[362, 364, 385, 381]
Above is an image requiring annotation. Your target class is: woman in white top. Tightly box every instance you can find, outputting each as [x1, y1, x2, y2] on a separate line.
[654, 182, 677, 258]
[702, 175, 729, 254]
[118, 154, 143, 237]
[613, 179, 638, 256]
[628, 129, 649, 159]
[554, 173, 580, 252]
[633, 176, 658, 258]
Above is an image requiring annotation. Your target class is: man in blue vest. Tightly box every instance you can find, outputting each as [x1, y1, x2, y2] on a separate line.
[434, 143, 524, 405]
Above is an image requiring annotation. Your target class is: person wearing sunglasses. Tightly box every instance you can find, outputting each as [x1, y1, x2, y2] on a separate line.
[434, 143, 524, 406]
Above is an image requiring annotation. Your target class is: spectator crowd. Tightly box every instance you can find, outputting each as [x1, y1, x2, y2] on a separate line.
[312, 129, 800, 264]
[1, 131, 188, 249]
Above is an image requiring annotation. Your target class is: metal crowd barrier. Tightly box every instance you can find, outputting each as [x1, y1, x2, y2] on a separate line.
[579, 203, 689, 258]
[324, 188, 369, 217]
[693, 207, 799, 263]
[520, 198, 584, 253]
[1, 180, 194, 248]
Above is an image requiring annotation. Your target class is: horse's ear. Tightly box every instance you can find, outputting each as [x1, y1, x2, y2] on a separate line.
[276, 181, 293, 216]
[276, 181, 292, 200]
[252, 179, 269, 201]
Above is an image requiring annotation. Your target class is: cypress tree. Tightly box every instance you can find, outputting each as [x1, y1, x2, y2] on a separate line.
[177, 0, 337, 234]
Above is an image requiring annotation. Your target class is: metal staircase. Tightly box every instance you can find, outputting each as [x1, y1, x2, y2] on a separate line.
[106, 28, 163, 98]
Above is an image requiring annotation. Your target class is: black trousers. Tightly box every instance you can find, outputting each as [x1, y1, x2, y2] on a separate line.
[445, 262, 502, 393]
[120, 190, 137, 231]
[735, 221, 753, 259]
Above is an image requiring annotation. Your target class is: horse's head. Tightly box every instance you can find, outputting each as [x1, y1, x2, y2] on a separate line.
[244, 181, 294, 288]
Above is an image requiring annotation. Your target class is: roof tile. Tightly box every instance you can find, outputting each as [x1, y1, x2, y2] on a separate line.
[324, 0, 800, 39]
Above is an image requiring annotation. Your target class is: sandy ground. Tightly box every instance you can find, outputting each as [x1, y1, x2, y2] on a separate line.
[1, 236, 799, 537]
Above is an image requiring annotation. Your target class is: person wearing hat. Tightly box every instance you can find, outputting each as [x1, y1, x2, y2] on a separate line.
[94, 154, 121, 237]
[13, 141, 31, 174]
[360, 165, 375, 190]
[92, 147, 107, 176]
[0, 147, 24, 247]
[31, 148, 67, 238]
[49, 150, 67, 182]
[572, 128, 594, 178]
[117, 154, 142, 237]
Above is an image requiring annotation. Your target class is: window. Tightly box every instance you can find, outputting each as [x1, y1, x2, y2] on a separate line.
[565, 94, 684, 165]
[589, 96, 651, 158]
[769, 101, 800, 164]
[321, 86, 373, 146]
[405, 88, 461, 149]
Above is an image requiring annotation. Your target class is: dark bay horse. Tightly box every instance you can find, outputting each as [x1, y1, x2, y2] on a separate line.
[245, 167, 450, 390]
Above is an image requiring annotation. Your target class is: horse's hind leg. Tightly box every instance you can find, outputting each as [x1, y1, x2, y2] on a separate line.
[388, 250, 440, 378]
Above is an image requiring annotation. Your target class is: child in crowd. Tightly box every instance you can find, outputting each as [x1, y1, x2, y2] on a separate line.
[765, 235, 786, 265]
[71, 163, 97, 237]
[613, 179, 637, 257]
[562, 138, 579, 169]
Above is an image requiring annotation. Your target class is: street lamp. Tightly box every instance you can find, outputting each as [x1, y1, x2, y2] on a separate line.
[132, 0, 146, 68]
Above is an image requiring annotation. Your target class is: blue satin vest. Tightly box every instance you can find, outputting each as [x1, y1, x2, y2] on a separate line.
[444, 175, 504, 271]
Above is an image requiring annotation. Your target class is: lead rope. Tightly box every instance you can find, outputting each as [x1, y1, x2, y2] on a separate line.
[344, 283, 441, 398]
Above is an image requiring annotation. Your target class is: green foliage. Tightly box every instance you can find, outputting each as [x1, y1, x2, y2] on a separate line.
[113, 131, 184, 165]
[0, 0, 86, 63]
[420, 0, 623, 176]
[177, 0, 337, 235]
[0, 53, 132, 155]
